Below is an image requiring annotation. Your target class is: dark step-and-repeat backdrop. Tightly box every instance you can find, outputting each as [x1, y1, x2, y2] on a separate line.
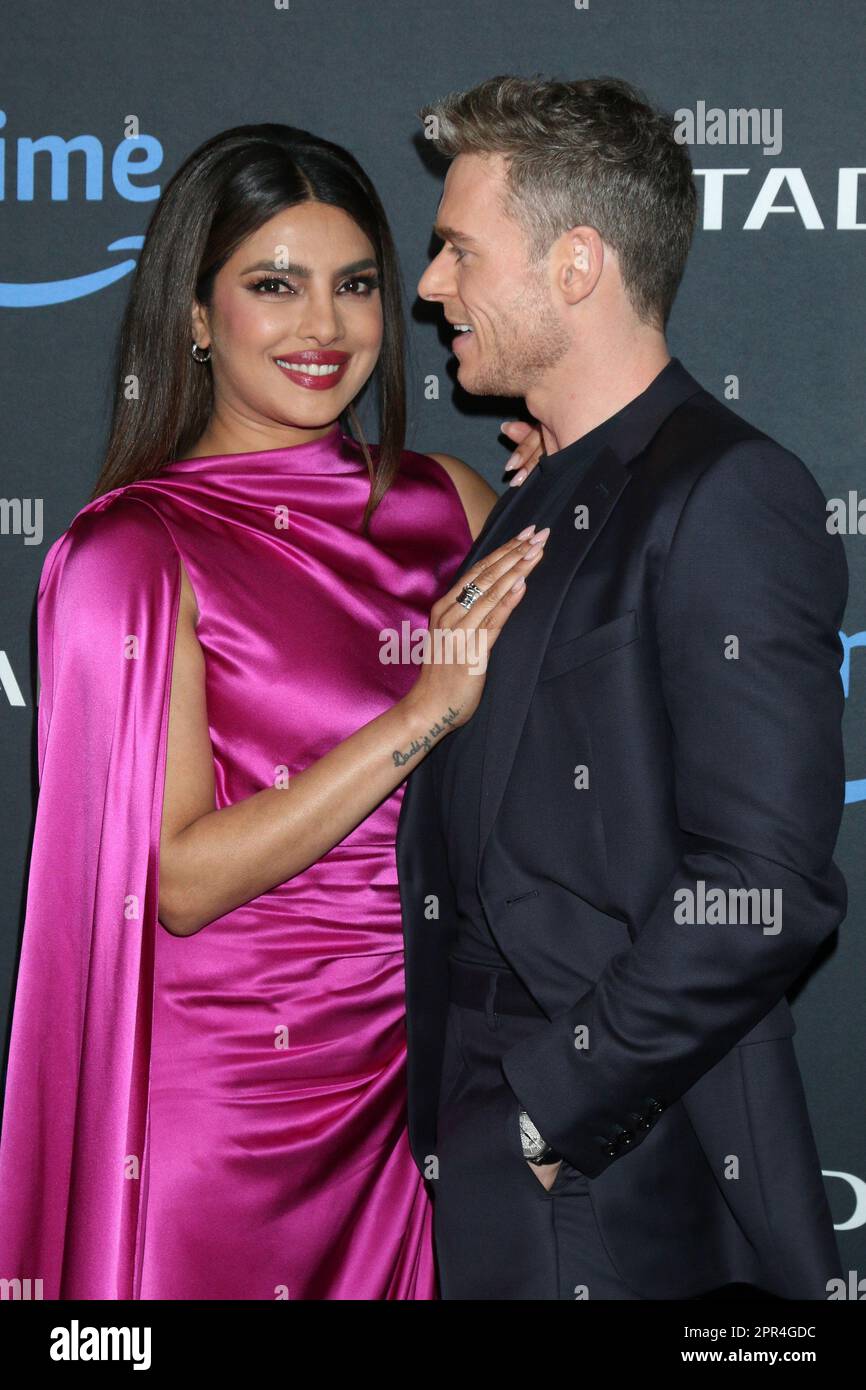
[1, 0, 864, 1298]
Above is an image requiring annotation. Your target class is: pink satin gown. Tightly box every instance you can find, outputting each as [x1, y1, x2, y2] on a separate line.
[0, 424, 472, 1300]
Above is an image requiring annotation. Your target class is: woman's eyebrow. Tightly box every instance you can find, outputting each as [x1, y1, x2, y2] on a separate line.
[239, 257, 379, 276]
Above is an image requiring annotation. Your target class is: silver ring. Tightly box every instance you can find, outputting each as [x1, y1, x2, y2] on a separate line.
[456, 581, 484, 611]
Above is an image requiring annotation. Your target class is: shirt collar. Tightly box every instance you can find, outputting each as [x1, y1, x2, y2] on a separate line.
[536, 357, 704, 477]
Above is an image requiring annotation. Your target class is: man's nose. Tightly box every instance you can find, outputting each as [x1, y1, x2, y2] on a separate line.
[418, 247, 453, 302]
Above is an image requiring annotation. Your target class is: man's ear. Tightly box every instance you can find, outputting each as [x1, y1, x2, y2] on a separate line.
[555, 226, 604, 306]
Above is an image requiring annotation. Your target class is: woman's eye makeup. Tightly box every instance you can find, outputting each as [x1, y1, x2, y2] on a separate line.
[248, 275, 380, 296]
[249, 276, 295, 295]
[339, 275, 380, 295]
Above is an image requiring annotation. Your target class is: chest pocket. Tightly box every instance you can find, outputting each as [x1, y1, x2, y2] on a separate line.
[538, 609, 639, 683]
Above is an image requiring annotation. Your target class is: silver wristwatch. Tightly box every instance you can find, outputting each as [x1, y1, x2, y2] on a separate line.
[519, 1109, 562, 1165]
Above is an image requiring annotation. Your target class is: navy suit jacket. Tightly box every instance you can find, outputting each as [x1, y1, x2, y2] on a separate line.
[395, 359, 847, 1298]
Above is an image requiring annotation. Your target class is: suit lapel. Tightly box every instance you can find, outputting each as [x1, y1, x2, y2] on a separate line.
[457, 463, 546, 572]
[394, 474, 534, 892]
[477, 445, 632, 863]
[402, 360, 706, 893]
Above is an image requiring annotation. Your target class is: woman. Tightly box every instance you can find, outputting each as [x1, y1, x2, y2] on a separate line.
[0, 124, 545, 1299]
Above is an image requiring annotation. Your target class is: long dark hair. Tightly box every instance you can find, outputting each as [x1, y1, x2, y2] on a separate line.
[88, 124, 407, 531]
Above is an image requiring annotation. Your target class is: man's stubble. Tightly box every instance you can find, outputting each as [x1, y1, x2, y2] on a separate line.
[460, 264, 571, 399]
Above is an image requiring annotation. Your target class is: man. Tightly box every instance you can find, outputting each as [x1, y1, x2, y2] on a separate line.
[395, 75, 847, 1300]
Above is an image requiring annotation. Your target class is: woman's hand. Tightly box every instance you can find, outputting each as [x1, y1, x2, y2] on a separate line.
[501, 419, 545, 487]
[407, 525, 550, 731]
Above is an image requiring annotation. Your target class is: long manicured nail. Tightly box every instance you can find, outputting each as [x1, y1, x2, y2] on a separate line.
[504, 453, 522, 471]
[508, 469, 527, 487]
[527, 526, 550, 547]
[516, 524, 537, 539]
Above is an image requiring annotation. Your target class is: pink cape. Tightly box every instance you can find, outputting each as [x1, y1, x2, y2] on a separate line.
[0, 493, 182, 1297]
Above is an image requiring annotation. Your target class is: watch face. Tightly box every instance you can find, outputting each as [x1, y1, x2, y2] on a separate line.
[519, 1113, 546, 1159]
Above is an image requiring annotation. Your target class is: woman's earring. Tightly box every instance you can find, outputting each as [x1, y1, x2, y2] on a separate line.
[191, 341, 212, 363]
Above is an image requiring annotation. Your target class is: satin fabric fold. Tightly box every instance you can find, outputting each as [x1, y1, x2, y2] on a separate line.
[0, 425, 471, 1299]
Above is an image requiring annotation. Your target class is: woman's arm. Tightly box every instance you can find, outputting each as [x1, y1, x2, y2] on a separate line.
[159, 530, 548, 937]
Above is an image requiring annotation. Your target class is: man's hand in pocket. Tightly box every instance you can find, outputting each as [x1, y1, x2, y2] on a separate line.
[527, 1159, 563, 1191]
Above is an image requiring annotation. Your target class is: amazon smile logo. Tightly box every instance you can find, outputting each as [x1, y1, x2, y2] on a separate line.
[0, 109, 162, 307]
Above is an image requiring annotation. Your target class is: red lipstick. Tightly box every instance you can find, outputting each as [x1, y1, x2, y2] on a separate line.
[274, 350, 350, 391]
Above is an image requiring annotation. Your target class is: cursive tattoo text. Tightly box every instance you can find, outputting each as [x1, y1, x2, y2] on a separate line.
[392, 706, 461, 766]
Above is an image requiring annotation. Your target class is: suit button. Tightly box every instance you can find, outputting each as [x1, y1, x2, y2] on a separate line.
[644, 1096, 664, 1115]
[617, 1128, 635, 1147]
[597, 1133, 618, 1158]
[631, 1111, 652, 1131]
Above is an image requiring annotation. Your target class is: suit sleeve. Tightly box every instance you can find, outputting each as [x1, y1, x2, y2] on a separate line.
[501, 440, 848, 1178]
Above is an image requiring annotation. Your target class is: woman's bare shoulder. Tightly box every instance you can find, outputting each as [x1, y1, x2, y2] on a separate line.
[426, 452, 498, 541]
